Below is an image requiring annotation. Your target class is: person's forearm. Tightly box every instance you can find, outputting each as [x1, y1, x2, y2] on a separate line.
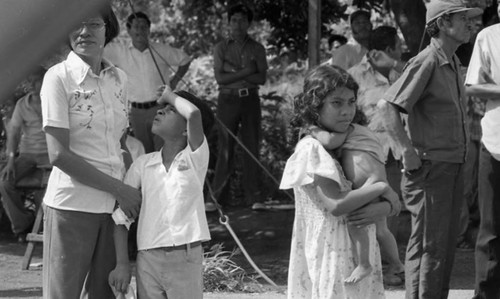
[170, 62, 191, 89]
[5, 127, 21, 158]
[49, 145, 124, 197]
[244, 72, 266, 85]
[114, 225, 130, 265]
[377, 100, 414, 155]
[215, 67, 255, 85]
[466, 84, 500, 99]
[319, 181, 388, 216]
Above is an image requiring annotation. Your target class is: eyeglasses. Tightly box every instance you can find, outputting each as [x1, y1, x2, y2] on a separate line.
[72, 21, 106, 33]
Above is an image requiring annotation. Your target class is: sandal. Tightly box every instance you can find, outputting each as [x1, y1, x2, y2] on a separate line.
[456, 239, 475, 252]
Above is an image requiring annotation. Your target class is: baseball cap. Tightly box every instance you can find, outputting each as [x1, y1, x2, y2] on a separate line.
[426, 0, 483, 24]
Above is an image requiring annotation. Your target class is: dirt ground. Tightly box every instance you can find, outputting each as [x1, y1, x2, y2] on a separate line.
[0, 208, 477, 298]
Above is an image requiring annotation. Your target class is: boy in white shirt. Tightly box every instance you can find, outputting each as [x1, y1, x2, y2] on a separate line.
[109, 86, 213, 298]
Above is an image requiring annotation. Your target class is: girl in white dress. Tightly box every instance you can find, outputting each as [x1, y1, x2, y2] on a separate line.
[280, 64, 398, 298]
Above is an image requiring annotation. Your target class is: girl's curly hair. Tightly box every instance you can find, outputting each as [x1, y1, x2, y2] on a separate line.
[290, 64, 359, 129]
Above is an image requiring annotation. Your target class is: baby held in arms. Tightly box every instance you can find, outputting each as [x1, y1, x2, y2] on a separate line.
[309, 123, 401, 283]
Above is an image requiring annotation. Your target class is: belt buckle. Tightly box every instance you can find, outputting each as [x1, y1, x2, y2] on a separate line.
[238, 88, 249, 97]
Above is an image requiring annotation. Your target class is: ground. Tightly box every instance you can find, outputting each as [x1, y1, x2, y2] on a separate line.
[0, 207, 477, 298]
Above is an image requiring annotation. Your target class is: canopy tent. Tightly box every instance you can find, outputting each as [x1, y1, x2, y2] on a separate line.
[0, 0, 106, 103]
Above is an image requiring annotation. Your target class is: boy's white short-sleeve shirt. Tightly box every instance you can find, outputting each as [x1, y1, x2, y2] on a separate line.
[125, 138, 211, 250]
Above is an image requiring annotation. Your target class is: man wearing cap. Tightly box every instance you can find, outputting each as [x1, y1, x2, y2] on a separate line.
[465, 4, 500, 298]
[104, 12, 192, 153]
[377, 0, 482, 298]
[330, 10, 372, 70]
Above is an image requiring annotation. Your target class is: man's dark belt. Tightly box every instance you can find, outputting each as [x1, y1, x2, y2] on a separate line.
[219, 88, 257, 98]
[131, 100, 158, 109]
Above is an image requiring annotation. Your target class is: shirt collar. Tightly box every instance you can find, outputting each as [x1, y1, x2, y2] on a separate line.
[66, 51, 119, 85]
[144, 145, 189, 168]
[430, 38, 452, 67]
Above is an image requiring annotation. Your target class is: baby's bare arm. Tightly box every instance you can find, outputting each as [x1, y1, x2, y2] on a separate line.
[309, 126, 348, 150]
[342, 150, 401, 216]
[341, 150, 387, 189]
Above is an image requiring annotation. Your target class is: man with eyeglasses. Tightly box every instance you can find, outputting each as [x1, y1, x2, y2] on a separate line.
[104, 12, 192, 153]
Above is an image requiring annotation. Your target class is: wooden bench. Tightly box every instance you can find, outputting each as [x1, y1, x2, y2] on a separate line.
[17, 164, 51, 270]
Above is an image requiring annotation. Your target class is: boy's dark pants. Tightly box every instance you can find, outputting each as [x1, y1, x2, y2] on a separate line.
[473, 145, 500, 299]
[402, 160, 464, 299]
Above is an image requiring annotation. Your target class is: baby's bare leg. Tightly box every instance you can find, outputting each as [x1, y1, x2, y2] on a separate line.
[376, 218, 404, 274]
[345, 225, 372, 284]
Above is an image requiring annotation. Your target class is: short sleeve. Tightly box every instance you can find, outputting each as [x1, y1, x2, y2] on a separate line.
[280, 137, 351, 191]
[10, 97, 25, 129]
[383, 57, 433, 114]
[159, 43, 191, 67]
[465, 31, 491, 85]
[124, 158, 143, 189]
[40, 67, 70, 129]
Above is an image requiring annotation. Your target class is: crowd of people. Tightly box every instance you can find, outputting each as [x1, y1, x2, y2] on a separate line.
[0, 0, 500, 298]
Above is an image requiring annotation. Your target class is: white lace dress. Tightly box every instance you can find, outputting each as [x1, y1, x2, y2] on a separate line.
[280, 137, 385, 299]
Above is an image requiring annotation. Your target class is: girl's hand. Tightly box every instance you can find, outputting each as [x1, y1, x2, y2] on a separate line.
[347, 200, 391, 227]
[108, 263, 131, 294]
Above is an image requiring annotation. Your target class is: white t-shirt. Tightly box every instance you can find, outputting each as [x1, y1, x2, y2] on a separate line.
[466, 24, 500, 161]
[124, 138, 211, 250]
[40, 51, 129, 213]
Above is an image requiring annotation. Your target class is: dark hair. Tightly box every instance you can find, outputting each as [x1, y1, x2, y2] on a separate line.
[328, 34, 348, 49]
[291, 64, 358, 129]
[126, 11, 151, 29]
[350, 10, 371, 24]
[369, 26, 398, 51]
[174, 90, 215, 134]
[99, 4, 120, 45]
[228, 4, 254, 23]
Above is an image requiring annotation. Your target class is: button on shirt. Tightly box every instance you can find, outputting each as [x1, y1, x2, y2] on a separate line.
[10, 93, 47, 154]
[125, 139, 211, 251]
[466, 24, 500, 161]
[348, 56, 401, 160]
[104, 39, 192, 103]
[41, 51, 129, 213]
[383, 38, 469, 163]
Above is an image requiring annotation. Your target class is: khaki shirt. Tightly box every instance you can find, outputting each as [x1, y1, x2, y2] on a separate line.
[383, 38, 468, 163]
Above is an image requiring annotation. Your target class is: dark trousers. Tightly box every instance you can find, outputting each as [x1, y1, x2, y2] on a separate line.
[0, 153, 49, 234]
[473, 145, 500, 299]
[212, 90, 261, 204]
[402, 160, 464, 299]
